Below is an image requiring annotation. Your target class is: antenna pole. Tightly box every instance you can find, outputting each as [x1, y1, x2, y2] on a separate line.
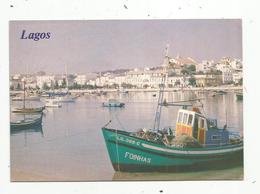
[23, 80, 26, 109]
[65, 64, 68, 89]
[153, 45, 169, 131]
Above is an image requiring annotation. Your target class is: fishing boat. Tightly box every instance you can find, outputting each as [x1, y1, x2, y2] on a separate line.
[11, 81, 45, 114]
[102, 105, 243, 172]
[102, 47, 243, 172]
[211, 90, 227, 97]
[214, 90, 227, 95]
[44, 98, 62, 108]
[25, 94, 41, 101]
[103, 99, 125, 108]
[11, 113, 43, 130]
[12, 106, 45, 114]
[56, 94, 77, 103]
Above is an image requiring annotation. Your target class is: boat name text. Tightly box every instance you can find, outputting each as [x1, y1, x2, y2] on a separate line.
[20, 30, 51, 41]
[124, 152, 151, 164]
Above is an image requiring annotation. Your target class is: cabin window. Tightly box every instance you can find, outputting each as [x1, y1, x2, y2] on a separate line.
[178, 112, 183, 123]
[211, 135, 222, 141]
[183, 113, 188, 124]
[187, 114, 193, 125]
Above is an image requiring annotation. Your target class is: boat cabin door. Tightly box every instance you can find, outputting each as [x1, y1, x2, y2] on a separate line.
[193, 115, 199, 139]
[197, 117, 207, 144]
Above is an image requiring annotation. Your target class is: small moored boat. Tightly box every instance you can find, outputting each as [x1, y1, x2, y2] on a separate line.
[11, 114, 43, 130]
[103, 99, 125, 108]
[44, 98, 62, 108]
[12, 106, 45, 114]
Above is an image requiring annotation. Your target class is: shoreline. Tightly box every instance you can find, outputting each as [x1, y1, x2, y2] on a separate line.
[10, 86, 243, 94]
[70, 86, 243, 93]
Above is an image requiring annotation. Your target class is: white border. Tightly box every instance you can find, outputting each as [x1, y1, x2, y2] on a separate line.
[1, 0, 260, 194]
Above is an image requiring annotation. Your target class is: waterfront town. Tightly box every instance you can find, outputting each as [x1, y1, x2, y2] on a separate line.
[10, 55, 242, 92]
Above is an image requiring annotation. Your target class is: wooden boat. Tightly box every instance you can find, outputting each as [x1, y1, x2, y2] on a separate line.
[56, 95, 77, 103]
[211, 90, 227, 97]
[102, 47, 243, 172]
[12, 81, 44, 113]
[102, 99, 125, 107]
[12, 106, 45, 113]
[102, 129, 243, 172]
[102, 106, 243, 172]
[10, 114, 43, 130]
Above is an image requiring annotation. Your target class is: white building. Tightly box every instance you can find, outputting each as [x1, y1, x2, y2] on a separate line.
[167, 76, 186, 87]
[232, 71, 243, 84]
[36, 75, 55, 89]
[114, 75, 127, 86]
[86, 79, 96, 86]
[125, 69, 164, 88]
[222, 69, 233, 84]
[12, 74, 22, 80]
[74, 74, 88, 85]
[88, 69, 189, 89]
[196, 60, 214, 73]
[230, 59, 243, 70]
[95, 74, 112, 87]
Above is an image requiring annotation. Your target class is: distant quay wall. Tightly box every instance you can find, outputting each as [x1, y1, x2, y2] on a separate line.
[10, 86, 243, 94]
[69, 86, 243, 93]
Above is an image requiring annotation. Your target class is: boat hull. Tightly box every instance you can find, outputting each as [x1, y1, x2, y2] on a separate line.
[102, 102, 125, 107]
[12, 107, 45, 113]
[11, 116, 42, 130]
[102, 127, 243, 172]
[56, 96, 76, 103]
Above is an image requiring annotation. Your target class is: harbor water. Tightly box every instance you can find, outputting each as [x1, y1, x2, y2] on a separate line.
[10, 91, 243, 181]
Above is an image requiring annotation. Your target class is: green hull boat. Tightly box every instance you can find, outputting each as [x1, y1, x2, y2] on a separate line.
[102, 127, 243, 172]
[102, 48, 243, 172]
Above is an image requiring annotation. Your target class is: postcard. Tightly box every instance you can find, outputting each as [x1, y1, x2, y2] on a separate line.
[9, 19, 243, 181]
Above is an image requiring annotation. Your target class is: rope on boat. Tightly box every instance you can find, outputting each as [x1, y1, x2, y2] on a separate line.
[106, 110, 124, 171]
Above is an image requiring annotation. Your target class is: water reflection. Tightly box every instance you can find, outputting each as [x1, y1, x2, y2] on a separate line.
[112, 164, 243, 181]
[11, 125, 43, 136]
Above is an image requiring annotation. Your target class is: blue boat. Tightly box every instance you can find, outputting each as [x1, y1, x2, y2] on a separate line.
[103, 99, 125, 107]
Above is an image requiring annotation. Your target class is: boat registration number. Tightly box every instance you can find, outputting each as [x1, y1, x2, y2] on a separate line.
[116, 136, 141, 146]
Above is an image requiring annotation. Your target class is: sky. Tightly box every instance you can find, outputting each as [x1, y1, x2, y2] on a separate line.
[10, 20, 242, 74]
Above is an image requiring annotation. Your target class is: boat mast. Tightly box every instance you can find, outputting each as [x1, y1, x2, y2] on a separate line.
[65, 64, 69, 91]
[23, 79, 26, 109]
[153, 45, 169, 132]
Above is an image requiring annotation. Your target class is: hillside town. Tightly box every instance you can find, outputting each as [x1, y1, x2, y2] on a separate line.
[10, 56, 242, 91]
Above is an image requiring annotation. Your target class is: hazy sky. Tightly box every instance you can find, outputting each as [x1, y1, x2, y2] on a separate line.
[10, 20, 242, 74]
